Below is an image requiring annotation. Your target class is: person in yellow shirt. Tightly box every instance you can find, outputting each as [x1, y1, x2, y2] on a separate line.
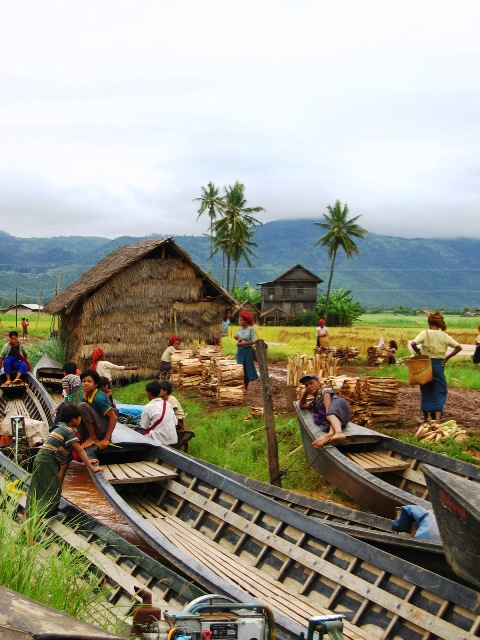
[411, 311, 462, 426]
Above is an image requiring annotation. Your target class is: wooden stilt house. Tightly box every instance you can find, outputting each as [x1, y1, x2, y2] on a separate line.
[44, 238, 238, 379]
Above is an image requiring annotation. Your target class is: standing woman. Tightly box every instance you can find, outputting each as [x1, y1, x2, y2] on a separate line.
[410, 311, 462, 425]
[316, 319, 329, 348]
[234, 311, 258, 389]
[473, 324, 480, 370]
[159, 336, 181, 377]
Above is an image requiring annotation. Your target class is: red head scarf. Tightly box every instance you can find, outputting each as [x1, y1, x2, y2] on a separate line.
[91, 347, 104, 370]
[168, 335, 180, 347]
[239, 311, 254, 326]
[318, 319, 325, 326]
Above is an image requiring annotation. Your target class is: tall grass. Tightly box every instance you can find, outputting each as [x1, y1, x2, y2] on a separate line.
[0, 480, 119, 629]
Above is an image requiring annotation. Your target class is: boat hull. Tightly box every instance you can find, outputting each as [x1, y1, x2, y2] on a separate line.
[85, 426, 480, 640]
[295, 402, 480, 519]
[424, 464, 480, 590]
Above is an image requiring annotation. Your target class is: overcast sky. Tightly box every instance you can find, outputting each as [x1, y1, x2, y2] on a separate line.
[1, 1, 479, 240]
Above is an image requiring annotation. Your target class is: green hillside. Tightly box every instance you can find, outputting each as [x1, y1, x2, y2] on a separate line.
[0, 222, 478, 309]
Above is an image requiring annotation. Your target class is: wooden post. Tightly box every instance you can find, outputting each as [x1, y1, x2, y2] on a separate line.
[255, 339, 281, 487]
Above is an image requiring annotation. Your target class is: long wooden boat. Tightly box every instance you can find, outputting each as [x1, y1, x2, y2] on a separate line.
[85, 424, 480, 640]
[295, 402, 480, 519]
[197, 458, 451, 577]
[423, 464, 480, 590]
[0, 584, 122, 640]
[32, 353, 64, 393]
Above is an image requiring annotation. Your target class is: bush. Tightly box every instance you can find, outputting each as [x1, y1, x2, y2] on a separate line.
[317, 289, 364, 327]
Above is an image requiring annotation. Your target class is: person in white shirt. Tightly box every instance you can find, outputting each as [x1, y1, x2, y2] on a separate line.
[139, 381, 178, 446]
[91, 347, 138, 382]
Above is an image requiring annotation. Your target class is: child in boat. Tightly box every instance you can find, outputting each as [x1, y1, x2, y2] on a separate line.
[299, 373, 351, 448]
[78, 369, 117, 450]
[0, 330, 31, 385]
[26, 404, 102, 518]
[98, 376, 120, 417]
[51, 361, 81, 429]
[139, 380, 178, 446]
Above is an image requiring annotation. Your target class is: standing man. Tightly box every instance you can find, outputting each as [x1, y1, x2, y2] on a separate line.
[21, 318, 29, 341]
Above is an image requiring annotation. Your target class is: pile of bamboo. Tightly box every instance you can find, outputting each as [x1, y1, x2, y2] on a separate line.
[178, 358, 203, 389]
[287, 352, 340, 387]
[169, 349, 194, 385]
[339, 376, 399, 428]
[314, 346, 359, 363]
[367, 346, 389, 366]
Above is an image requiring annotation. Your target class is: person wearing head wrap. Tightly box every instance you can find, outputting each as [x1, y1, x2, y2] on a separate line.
[91, 347, 137, 381]
[411, 310, 462, 425]
[473, 324, 480, 369]
[234, 311, 258, 389]
[159, 336, 181, 377]
[315, 318, 329, 348]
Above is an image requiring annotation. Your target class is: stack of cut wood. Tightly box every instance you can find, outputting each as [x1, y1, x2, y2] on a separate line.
[287, 352, 340, 388]
[213, 359, 245, 406]
[170, 350, 194, 385]
[339, 376, 399, 428]
[314, 346, 359, 362]
[179, 358, 203, 389]
[367, 346, 389, 366]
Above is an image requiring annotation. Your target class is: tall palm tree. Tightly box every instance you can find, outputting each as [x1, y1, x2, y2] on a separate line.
[314, 200, 367, 323]
[212, 182, 264, 290]
[231, 222, 258, 291]
[194, 182, 225, 273]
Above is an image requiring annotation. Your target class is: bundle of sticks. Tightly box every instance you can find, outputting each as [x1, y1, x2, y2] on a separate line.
[217, 385, 246, 406]
[339, 375, 399, 428]
[366, 346, 389, 366]
[287, 352, 340, 387]
[314, 346, 359, 363]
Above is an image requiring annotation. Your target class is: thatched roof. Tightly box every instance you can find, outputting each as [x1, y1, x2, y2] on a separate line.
[44, 237, 237, 315]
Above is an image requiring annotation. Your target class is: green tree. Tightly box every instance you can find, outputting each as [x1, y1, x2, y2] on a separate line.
[317, 289, 364, 327]
[194, 182, 225, 273]
[232, 281, 261, 306]
[314, 200, 367, 323]
[212, 182, 264, 290]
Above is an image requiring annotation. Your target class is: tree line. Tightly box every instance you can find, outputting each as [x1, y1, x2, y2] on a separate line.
[195, 184, 367, 324]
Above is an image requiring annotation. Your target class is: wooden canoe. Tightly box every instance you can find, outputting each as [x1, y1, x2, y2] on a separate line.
[32, 353, 65, 393]
[423, 464, 480, 590]
[295, 402, 480, 519]
[197, 458, 452, 578]
[0, 451, 208, 638]
[85, 424, 480, 640]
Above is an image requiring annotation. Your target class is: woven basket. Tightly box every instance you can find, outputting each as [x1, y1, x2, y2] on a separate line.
[406, 354, 433, 385]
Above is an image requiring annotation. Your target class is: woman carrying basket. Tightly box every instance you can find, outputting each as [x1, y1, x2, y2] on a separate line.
[410, 311, 462, 426]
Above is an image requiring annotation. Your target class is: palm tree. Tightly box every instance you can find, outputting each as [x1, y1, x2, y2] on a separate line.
[194, 182, 225, 273]
[212, 182, 264, 290]
[314, 200, 367, 323]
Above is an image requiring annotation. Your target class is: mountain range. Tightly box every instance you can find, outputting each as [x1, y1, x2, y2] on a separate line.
[0, 220, 478, 310]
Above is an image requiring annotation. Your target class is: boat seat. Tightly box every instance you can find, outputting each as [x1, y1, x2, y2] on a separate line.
[345, 451, 410, 473]
[102, 460, 178, 484]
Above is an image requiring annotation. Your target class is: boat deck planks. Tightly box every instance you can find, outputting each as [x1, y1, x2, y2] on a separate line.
[118, 475, 480, 640]
[126, 494, 368, 640]
[345, 451, 411, 473]
[102, 461, 178, 484]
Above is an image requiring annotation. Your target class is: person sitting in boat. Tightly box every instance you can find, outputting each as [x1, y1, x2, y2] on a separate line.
[98, 376, 120, 417]
[51, 361, 82, 429]
[91, 347, 138, 382]
[78, 369, 118, 450]
[139, 380, 178, 446]
[299, 373, 351, 448]
[159, 336, 181, 378]
[0, 330, 31, 385]
[26, 403, 102, 519]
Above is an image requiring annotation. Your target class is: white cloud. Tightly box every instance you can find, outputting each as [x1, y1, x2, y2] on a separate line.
[0, 0, 479, 239]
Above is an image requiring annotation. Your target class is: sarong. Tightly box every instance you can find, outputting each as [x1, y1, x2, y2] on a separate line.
[78, 402, 108, 442]
[236, 346, 258, 385]
[26, 450, 61, 518]
[419, 358, 447, 414]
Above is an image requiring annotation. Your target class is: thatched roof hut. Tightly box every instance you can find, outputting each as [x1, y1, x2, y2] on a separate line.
[44, 238, 238, 379]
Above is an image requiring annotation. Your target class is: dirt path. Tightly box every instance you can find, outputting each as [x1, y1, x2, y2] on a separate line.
[246, 361, 480, 432]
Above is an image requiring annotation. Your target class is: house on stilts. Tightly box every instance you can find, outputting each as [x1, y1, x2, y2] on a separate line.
[44, 238, 238, 380]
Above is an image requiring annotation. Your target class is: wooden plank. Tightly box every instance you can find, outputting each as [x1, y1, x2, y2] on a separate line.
[346, 452, 410, 473]
[103, 461, 178, 484]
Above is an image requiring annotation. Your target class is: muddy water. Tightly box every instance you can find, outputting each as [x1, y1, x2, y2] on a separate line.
[62, 461, 158, 557]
